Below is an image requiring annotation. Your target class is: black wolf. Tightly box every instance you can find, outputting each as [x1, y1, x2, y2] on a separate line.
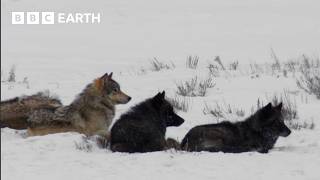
[181, 103, 291, 153]
[110, 91, 185, 153]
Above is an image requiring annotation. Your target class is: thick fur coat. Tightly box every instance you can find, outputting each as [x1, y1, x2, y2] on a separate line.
[110, 91, 185, 153]
[181, 103, 291, 153]
[27, 72, 131, 137]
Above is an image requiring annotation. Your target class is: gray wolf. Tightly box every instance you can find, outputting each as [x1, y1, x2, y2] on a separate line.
[181, 102, 291, 153]
[110, 91, 185, 153]
[1, 72, 131, 138]
[0, 92, 62, 129]
[27, 72, 131, 137]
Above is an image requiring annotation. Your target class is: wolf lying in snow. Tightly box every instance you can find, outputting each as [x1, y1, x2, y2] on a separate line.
[181, 103, 291, 153]
[0, 92, 62, 129]
[1, 72, 131, 138]
[110, 91, 185, 153]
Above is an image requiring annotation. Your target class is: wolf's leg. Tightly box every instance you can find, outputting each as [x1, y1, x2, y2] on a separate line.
[257, 148, 269, 153]
[93, 131, 110, 148]
[196, 139, 224, 152]
[93, 136, 109, 148]
[143, 137, 167, 152]
[111, 143, 133, 153]
[95, 130, 110, 140]
[165, 138, 181, 150]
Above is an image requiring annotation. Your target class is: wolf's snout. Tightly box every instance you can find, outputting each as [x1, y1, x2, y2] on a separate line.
[122, 94, 131, 103]
[284, 129, 291, 137]
[174, 114, 185, 126]
[120, 92, 131, 104]
[281, 127, 291, 137]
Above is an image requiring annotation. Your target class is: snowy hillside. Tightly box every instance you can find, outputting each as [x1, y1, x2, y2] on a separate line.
[1, 0, 320, 180]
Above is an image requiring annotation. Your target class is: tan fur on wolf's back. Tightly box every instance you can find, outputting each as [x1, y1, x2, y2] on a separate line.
[0, 93, 62, 130]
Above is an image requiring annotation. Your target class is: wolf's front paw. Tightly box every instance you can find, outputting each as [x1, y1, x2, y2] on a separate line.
[258, 149, 269, 153]
[95, 130, 110, 140]
[93, 131, 110, 148]
[165, 138, 181, 150]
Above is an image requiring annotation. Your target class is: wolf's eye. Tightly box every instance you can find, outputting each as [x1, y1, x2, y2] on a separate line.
[113, 88, 119, 93]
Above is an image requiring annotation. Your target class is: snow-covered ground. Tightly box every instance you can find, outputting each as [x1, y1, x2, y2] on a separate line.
[1, 0, 320, 180]
[2, 61, 320, 180]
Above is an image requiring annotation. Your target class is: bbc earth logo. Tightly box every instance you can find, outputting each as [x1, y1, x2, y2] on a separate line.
[12, 12, 101, 24]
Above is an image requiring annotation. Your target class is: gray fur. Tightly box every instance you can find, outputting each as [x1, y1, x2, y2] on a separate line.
[1, 72, 131, 137]
[27, 72, 131, 137]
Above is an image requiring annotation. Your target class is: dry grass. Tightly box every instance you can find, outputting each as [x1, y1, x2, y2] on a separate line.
[150, 58, 175, 71]
[176, 76, 215, 97]
[203, 102, 245, 122]
[167, 96, 190, 112]
[296, 56, 320, 99]
[186, 55, 199, 69]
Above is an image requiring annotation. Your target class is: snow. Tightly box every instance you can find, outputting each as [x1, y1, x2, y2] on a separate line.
[2, 128, 320, 180]
[1, 0, 320, 180]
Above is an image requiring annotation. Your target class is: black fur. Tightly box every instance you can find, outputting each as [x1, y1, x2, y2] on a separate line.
[110, 91, 185, 153]
[181, 103, 291, 153]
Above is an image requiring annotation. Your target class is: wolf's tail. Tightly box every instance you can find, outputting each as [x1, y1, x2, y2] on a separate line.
[0, 92, 62, 129]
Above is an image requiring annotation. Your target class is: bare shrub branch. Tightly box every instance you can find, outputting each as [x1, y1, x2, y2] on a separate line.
[8, 65, 16, 82]
[214, 56, 225, 70]
[228, 61, 239, 71]
[176, 77, 198, 97]
[208, 64, 220, 77]
[186, 55, 199, 69]
[203, 102, 245, 122]
[198, 77, 215, 96]
[176, 76, 215, 97]
[296, 56, 320, 99]
[270, 48, 281, 73]
[150, 58, 175, 71]
[167, 96, 190, 112]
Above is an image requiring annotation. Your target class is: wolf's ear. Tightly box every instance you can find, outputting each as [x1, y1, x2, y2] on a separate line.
[101, 72, 112, 80]
[275, 102, 283, 111]
[108, 72, 113, 79]
[153, 92, 165, 100]
[260, 102, 272, 115]
[264, 103, 272, 111]
[160, 91, 165, 99]
[101, 73, 109, 79]
[152, 92, 165, 106]
[95, 73, 109, 90]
